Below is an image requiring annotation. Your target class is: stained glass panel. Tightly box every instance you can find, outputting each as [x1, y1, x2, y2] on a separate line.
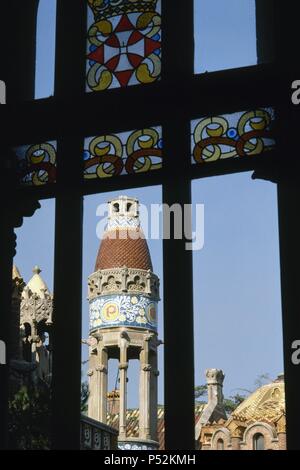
[15, 141, 57, 186]
[86, 0, 161, 92]
[84, 127, 162, 179]
[191, 108, 275, 164]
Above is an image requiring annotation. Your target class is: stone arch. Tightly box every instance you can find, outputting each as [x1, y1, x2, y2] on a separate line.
[211, 427, 231, 450]
[242, 422, 278, 450]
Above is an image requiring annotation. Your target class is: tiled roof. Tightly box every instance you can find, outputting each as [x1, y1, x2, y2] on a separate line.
[95, 228, 153, 271]
[232, 381, 285, 423]
[107, 404, 206, 450]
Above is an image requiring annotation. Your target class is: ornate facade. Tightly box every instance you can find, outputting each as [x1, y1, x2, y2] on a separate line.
[199, 374, 286, 450]
[10, 265, 52, 386]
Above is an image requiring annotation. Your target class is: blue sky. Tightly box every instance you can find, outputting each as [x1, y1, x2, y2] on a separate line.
[15, 0, 283, 407]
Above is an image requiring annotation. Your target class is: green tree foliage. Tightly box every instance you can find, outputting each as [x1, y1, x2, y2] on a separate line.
[8, 380, 89, 449]
[222, 393, 246, 414]
[8, 383, 51, 450]
[194, 384, 207, 404]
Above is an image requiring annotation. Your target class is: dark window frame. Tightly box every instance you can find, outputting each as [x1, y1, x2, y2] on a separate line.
[1, 0, 300, 450]
[253, 433, 265, 451]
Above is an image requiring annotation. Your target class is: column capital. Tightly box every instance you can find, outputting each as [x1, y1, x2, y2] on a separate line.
[144, 333, 155, 342]
[96, 365, 107, 374]
[120, 331, 129, 341]
[119, 362, 128, 370]
[93, 332, 103, 341]
[142, 364, 152, 372]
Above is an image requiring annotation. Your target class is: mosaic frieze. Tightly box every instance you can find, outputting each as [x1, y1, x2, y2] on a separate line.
[89, 294, 157, 331]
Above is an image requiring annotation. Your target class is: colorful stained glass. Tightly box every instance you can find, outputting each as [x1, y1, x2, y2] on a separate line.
[191, 108, 275, 164]
[86, 0, 161, 92]
[84, 127, 162, 179]
[15, 141, 57, 186]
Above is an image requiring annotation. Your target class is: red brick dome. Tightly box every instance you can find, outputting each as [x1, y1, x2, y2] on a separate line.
[95, 228, 153, 271]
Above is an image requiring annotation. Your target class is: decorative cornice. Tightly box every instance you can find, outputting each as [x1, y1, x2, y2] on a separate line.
[88, 267, 160, 301]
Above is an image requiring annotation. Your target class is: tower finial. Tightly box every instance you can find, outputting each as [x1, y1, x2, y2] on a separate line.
[33, 265, 41, 275]
[107, 195, 140, 230]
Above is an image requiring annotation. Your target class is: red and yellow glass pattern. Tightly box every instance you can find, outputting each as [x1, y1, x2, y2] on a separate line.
[86, 0, 161, 91]
[191, 108, 275, 164]
[84, 126, 162, 179]
[15, 141, 57, 186]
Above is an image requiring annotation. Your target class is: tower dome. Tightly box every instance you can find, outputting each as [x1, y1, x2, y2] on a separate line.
[95, 196, 152, 271]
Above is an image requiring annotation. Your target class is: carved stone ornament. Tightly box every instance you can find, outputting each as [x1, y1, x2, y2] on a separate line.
[88, 267, 160, 300]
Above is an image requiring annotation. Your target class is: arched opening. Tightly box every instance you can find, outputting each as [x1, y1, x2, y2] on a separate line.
[216, 438, 224, 450]
[253, 433, 265, 450]
[113, 203, 120, 213]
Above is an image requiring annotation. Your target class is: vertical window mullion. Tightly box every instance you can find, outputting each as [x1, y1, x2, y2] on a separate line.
[274, 1, 300, 450]
[162, 0, 195, 450]
[51, 0, 86, 450]
[255, 0, 276, 64]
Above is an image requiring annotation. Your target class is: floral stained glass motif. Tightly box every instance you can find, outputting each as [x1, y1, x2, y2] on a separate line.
[86, 0, 161, 92]
[84, 127, 162, 179]
[191, 108, 275, 164]
[15, 141, 57, 186]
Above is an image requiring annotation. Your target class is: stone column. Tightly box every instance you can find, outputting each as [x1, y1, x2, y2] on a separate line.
[230, 426, 244, 450]
[119, 334, 128, 439]
[139, 333, 152, 440]
[231, 436, 242, 450]
[277, 415, 287, 450]
[87, 353, 97, 420]
[150, 351, 159, 441]
[278, 432, 287, 450]
[97, 346, 108, 423]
